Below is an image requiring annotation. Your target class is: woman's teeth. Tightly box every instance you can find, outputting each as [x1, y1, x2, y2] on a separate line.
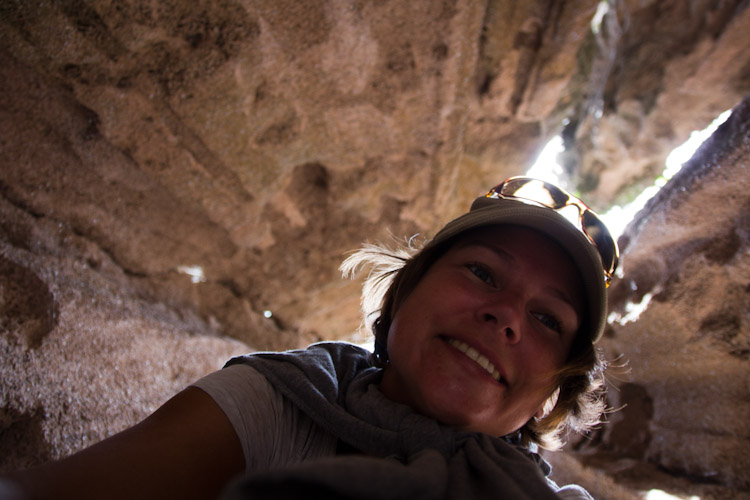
[446, 338, 502, 382]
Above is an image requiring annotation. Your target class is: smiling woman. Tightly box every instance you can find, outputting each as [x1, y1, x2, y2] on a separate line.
[1, 177, 616, 500]
[343, 177, 614, 453]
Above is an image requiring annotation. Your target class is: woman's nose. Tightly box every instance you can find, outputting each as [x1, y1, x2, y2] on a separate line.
[478, 296, 523, 344]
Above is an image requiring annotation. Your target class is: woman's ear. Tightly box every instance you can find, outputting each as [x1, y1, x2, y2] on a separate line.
[534, 405, 546, 419]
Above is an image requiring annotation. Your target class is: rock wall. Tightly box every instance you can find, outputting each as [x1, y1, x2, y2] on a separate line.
[1, 1, 749, 498]
[545, 94, 750, 500]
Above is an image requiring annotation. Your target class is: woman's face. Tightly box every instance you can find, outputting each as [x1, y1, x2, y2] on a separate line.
[379, 225, 585, 436]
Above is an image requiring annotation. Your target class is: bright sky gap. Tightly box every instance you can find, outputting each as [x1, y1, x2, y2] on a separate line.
[176, 265, 206, 283]
[527, 109, 732, 240]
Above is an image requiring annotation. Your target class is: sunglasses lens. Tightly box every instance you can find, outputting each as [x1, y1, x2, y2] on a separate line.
[488, 177, 619, 283]
[499, 178, 570, 208]
[582, 211, 618, 276]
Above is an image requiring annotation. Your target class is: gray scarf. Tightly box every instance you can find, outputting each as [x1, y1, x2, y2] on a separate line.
[221, 342, 563, 500]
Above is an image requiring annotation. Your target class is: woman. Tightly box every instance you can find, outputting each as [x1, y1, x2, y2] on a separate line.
[1, 177, 617, 500]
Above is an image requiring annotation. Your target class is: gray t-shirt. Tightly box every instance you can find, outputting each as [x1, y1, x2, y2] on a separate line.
[192, 364, 337, 474]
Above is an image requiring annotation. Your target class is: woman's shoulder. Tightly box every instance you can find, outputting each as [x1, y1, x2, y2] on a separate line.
[225, 341, 373, 368]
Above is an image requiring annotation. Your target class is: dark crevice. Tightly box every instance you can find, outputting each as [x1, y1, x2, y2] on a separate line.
[0, 255, 58, 349]
[0, 406, 53, 471]
[0, 181, 45, 219]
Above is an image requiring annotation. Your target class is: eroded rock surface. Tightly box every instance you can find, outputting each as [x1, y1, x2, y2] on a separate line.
[1, 1, 749, 498]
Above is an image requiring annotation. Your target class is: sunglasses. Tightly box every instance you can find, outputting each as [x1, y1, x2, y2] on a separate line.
[486, 176, 619, 286]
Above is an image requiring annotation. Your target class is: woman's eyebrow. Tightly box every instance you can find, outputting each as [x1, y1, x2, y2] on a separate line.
[546, 287, 580, 315]
[459, 241, 516, 264]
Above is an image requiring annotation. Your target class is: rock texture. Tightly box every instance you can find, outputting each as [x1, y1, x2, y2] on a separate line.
[1, 0, 749, 498]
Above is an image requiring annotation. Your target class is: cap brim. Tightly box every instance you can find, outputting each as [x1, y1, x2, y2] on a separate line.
[426, 197, 607, 342]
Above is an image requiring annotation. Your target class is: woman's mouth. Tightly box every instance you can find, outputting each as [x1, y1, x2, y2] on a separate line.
[446, 338, 503, 383]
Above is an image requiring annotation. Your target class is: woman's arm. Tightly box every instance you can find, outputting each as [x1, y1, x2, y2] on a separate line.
[2, 387, 244, 500]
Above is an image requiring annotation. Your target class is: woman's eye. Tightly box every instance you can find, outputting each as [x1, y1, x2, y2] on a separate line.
[467, 262, 494, 286]
[533, 312, 562, 333]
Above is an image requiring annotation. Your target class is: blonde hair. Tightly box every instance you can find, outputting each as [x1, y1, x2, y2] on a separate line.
[341, 235, 608, 451]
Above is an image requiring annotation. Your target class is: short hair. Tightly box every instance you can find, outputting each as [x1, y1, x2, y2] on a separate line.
[341, 232, 608, 451]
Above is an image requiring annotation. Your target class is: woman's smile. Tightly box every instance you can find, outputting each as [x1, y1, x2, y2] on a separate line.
[444, 337, 504, 383]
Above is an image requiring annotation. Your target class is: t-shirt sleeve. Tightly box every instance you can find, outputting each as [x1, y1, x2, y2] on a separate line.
[191, 363, 337, 474]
